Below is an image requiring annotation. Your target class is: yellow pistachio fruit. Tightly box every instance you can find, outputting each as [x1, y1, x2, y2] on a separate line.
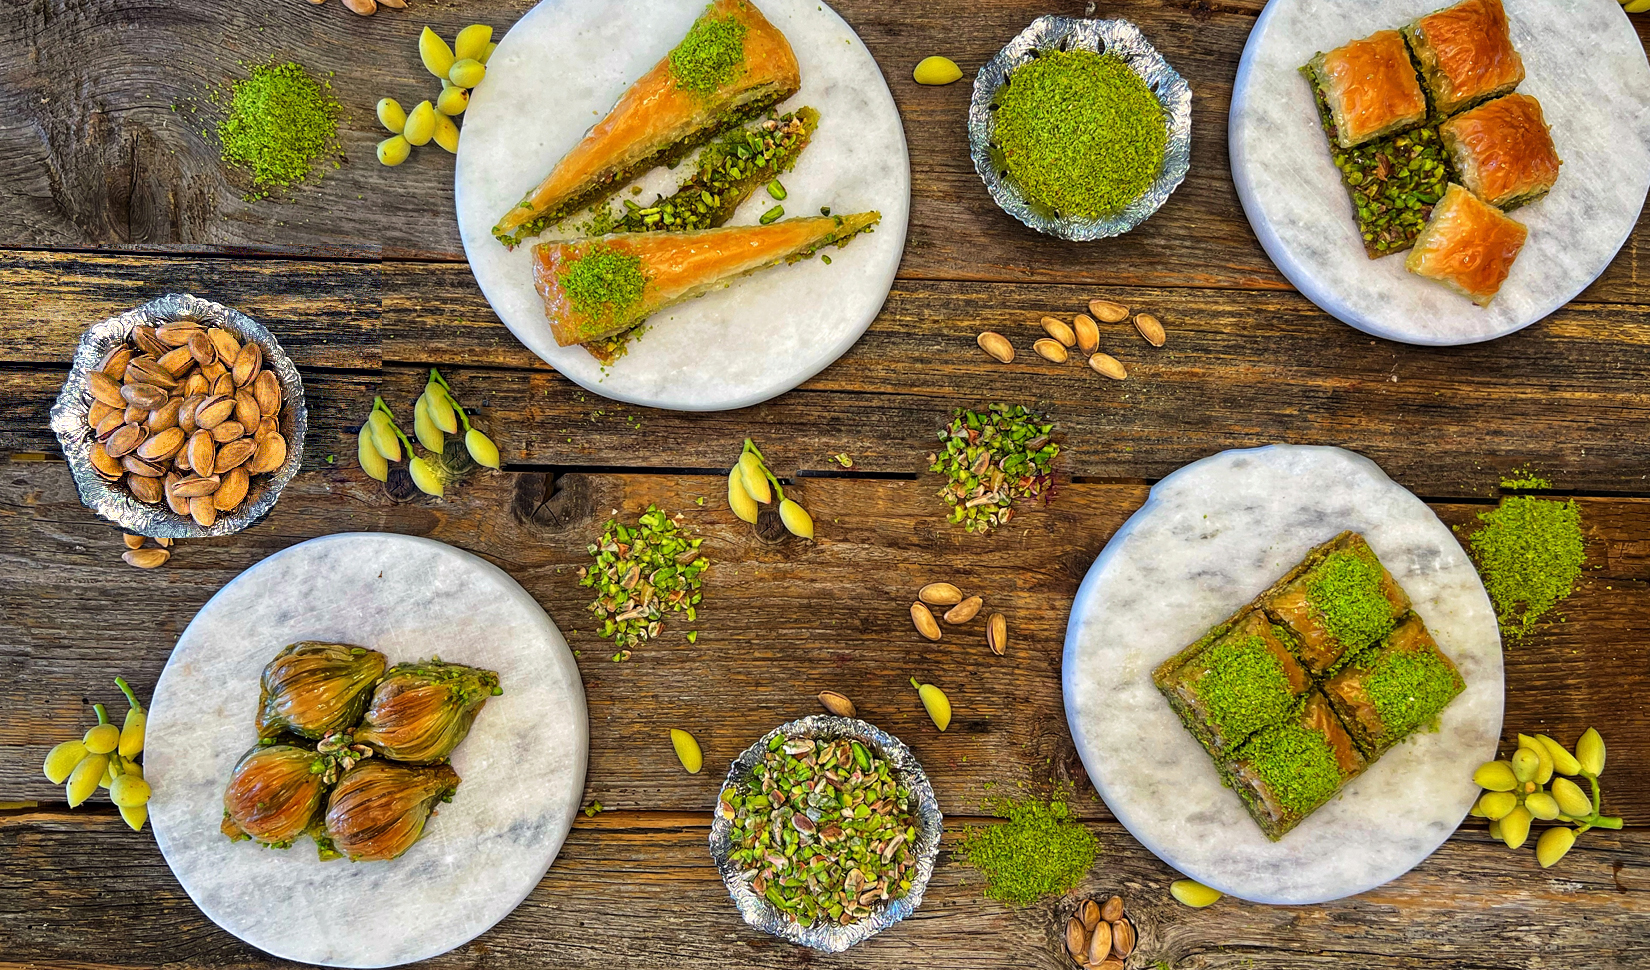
[448, 58, 486, 89]
[119, 802, 149, 832]
[1170, 879, 1223, 908]
[414, 394, 444, 454]
[108, 773, 151, 809]
[436, 84, 470, 117]
[728, 468, 759, 524]
[409, 455, 445, 497]
[1488, 818, 1502, 841]
[670, 728, 703, 774]
[376, 97, 407, 135]
[119, 707, 145, 758]
[1536, 826, 1577, 868]
[1511, 748, 1541, 784]
[1551, 776, 1592, 818]
[912, 55, 963, 86]
[480, 41, 498, 64]
[1499, 805, 1533, 849]
[376, 135, 411, 167]
[67, 754, 108, 808]
[1476, 790, 1518, 821]
[779, 498, 814, 539]
[1472, 760, 1518, 792]
[911, 678, 951, 731]
[368, 411, 401, 462]
[433, 112, 460, 154]
[419, 25, 456, 79]
[425, 383, 458, 433]
[1576, 728, 1605, 776]
[1525, 792, 1561, 821]
[358, 424, 389, 482]
[454, 24, 493, 62]
[1535, 734, 1582, 777]
[1518, 734, 1554, 784]
[466, 428, 501, 469]
[737, 453, 771, 503]
[403, 100, 437, 147]
[43, 740, 88, 785]
[83, 723, 120, 755]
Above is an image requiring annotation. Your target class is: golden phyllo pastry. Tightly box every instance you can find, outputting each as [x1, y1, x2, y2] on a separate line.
[1305, 30, 1428, 149]
[493, 0, 801, 248]
[1405, 183, 1528, 306]
[1441, 93, 1561, 210]
[1403, 0, 1525, 118]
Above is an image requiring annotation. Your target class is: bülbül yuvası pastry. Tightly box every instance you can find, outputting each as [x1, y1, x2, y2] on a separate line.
[1405, 183, 1528, 306]
[1440, 93, 1560, 210]
[493, 0, 801, 248]
[1403, 0, 1525, 118]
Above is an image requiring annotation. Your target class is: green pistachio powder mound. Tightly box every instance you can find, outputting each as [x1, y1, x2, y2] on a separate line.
[993, 49, 1165, 219]
[1194, 631, 1296, 742]
[670, 9, 748, 94]
[1236, 720, 1344, 816]
[213, 61, 341, 200]
[1307, 551, 1395, 649]
[1468, 496, 1586, 644]
[960, 790, 1098, 905]
[559, 246, 650, 321]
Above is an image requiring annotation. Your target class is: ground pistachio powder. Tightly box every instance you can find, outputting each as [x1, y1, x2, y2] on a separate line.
[1361, 645, 1460, 736]
[959, 789, 1098, 905]
[1194, 632, 1295, 742]
[669, 7, 748, 94]
[1466, 496, 1585, 644]
[559, 245, 650, 321]
[1237, 720, 1344, 816]
[993, 48, 1165, 219]
[213, 61, 341, 199]
[1307, 551, 1396, 649]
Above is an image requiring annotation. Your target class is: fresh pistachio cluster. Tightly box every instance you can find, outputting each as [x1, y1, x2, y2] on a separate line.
[42, 678, 152, 831]
[377, 24, 496, 164]
[358, 369, 500, 497]
[727, 438, 814, 540]
[1470, 728, 1619, 868]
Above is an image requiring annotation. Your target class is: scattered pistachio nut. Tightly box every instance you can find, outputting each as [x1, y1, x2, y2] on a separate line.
[1088, 299, 1130, 323]
[985, 613, 1008, 655]
[1100, 895, 1123, 923]
[1041, 316, 1077, 348]
[1089, 353, 1127, 381]
[910, 602, 942, 641]
[1085, 921, 1112, 966]
[817, 691, 856, 718]
[977, 331, 1015, 363]
[1111, 917, 1136, 958]
[1078, 898, 1102, 931]
[913, 55, 963, 85]
[1065, 918, 1087, 963]
[1033, 338, 1069, 363]
[670, 728, 703, 774]
[918, 582, 963, 606]
[1073, 314, 1100, 355]
[1170, 878, 1222, 908]
[122, 548, 169, 569]
[1133, 312, 1166, 347]
[911, 678, 951, 731]
[943, 595, 983, 625]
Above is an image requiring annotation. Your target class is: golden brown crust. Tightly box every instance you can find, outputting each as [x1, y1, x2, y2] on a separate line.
[494, 0, 801, 243]
[1407, 0, 1525, 116]
[1441, 93, 1560, 209]
[1405, 184, 1527, 306]
[1316, 30, 1428, 148]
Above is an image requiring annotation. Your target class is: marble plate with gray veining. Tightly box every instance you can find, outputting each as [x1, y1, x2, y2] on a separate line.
[1063, 445, 1503, 904]
[454, 0, 909, 411]
[145, 534, 589, 967]
[1230, 0, 1650, 345]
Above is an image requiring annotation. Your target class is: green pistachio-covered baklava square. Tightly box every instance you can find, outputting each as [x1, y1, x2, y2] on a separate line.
[1153, 609, 1313, 761]
[1321, 611, 1466, 758]
[1222, 691, 1369, 841]
[1260, 532, 1411, 677]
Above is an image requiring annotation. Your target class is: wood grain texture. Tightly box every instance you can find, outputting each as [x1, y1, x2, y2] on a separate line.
[3, 461, 1644, 823]
[2, 0, 1647, 300]
[6, 249, 1650, 496]
[1, 809, 1646, 970]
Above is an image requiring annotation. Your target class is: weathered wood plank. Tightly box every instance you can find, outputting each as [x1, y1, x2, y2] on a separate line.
[0, 809, 1646, 970]
[4, 0, 1646, 301]
[3, 462, 1644, 821]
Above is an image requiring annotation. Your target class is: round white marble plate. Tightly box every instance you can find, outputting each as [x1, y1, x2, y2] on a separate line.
[1230, 0, 1650, 345]
[455, 0, 910, 411]
[146, 534, 589, 967]
[1062, 445, 1503, 904]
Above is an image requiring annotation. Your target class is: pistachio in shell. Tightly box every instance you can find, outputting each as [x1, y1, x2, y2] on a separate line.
[255, 641, 389, 740]
[221, 743, 332, 848]
[323, 759, 461, 862]
[353, 660, 502, 764]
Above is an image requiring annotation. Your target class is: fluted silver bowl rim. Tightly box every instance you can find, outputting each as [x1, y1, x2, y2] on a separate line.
[708, 716, 943, 952]
[48, 293, 307, 538]
[969, 16, 1193, 241]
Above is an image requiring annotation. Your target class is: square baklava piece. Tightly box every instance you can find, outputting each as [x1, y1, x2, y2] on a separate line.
[1153, 608, 1313, 760]
[1257, 531, 1411, 676]
[1405, 183, 1529, 306]
[1322, 612, 1467, 758]
[1223, 692, 1369, 841]
[1304, 30, 1429, 149]
[1440, 93, 1561, 210]
[1403, 0, 1526, 118]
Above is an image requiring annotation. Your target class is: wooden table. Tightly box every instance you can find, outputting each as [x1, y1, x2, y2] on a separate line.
[3, 1, 1649, 967]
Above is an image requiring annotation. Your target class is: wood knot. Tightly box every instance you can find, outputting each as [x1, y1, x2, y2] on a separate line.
[512, 472, 590, 532]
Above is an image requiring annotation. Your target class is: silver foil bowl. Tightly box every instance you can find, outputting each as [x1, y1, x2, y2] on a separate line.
[969, 17, 1193, 241]
[709, 716, 943, 953]
[49, 293, 307, 539]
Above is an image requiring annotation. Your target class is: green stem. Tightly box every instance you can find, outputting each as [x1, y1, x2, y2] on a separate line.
[742, 439, 784, 499]
[1591, 815, 1624, 830]
[114, 676, 143, 713]
[94, 703, 110, 726]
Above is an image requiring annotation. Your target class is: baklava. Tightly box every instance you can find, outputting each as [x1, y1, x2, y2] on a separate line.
[1405, 183, 1528, 306]
[1440, 93, 1560, 210]
[1403, 0, 1525, 118]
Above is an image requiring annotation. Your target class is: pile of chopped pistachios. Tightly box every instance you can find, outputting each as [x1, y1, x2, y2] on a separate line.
[722, 733, 918, 928]
[579, 505, 709, 660]
[930, 404, 1059, 533]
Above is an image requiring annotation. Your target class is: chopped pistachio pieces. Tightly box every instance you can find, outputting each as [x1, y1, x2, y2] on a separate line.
[614, 112, 815, 234]
[578, 505, 708, 654]
[930, 404, 1059, 533]
[724, 735, 918, 927]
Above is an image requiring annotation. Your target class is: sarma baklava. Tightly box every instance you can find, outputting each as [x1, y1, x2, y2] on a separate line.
[1403, 0, 1525, 119]
[1440, 93, 1560, 210]
[1322, 612, 1466, 758]
[1256, 531, 1411, 676]
[1153, 608, 1313, 760]
[1303, 30, 1428, 149]
[1223, 692, 1368, 841]
[1405, 183, 1528, 306]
